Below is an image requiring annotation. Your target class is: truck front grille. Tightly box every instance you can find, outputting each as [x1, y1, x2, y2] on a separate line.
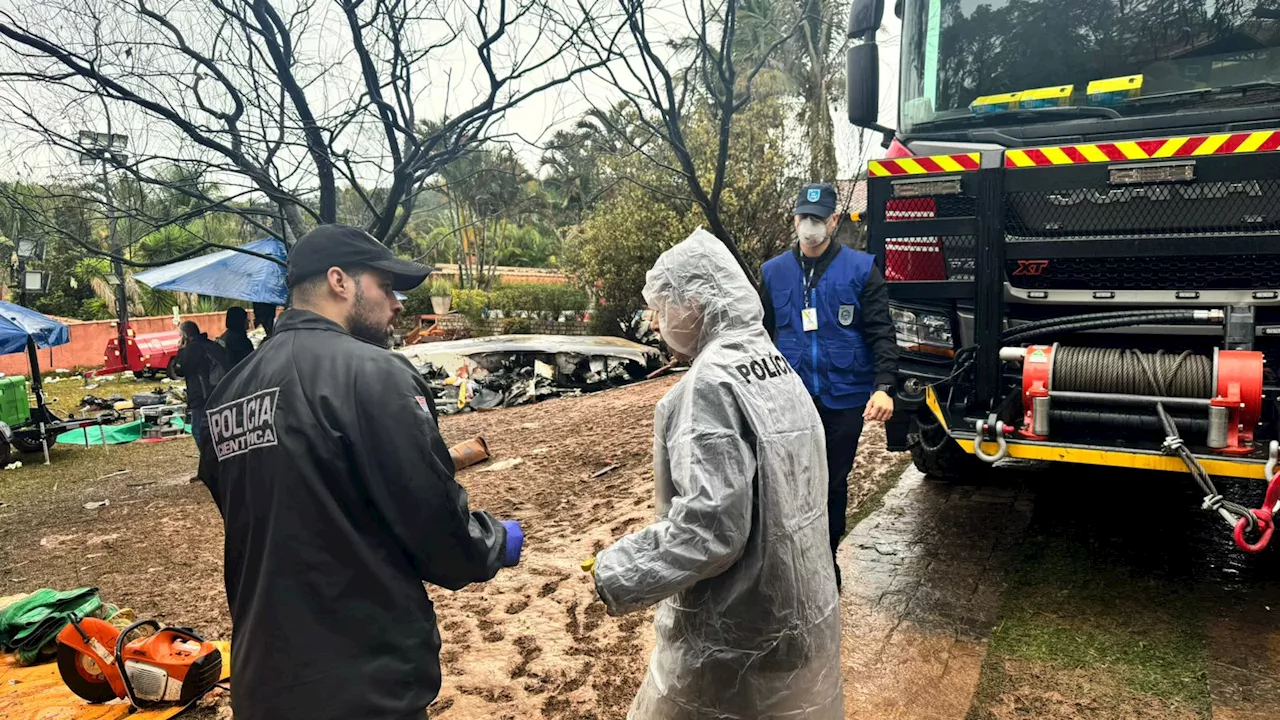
[1006, 254, 1280, 291]
[1006, 178, 1280, 237]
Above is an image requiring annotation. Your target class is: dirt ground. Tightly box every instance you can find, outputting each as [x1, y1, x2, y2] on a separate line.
[0, 374, 902, 719]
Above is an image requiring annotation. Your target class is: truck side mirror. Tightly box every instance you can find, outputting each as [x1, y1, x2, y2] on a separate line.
[847, 43, 880, 129]
[848, 0, 886, 38]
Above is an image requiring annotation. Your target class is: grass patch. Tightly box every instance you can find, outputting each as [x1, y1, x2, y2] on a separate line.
[968, 533, 1211, 719]
[37, 374, 182, 418]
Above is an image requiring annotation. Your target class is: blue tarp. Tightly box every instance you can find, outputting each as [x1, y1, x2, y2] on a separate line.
[134, 237, 288, 305]
[0, 302, 70, 355]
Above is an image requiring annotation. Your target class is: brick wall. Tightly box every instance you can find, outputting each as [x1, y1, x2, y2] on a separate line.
[0, 311, 243, 377]
[431, 314, 591, 338]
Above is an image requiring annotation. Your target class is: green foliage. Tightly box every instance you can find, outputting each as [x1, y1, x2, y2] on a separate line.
[562, 97, 796, 334]
[451, 288, 490, 329]
[401, 276, 457, 317]
[401, 284, 433, 317]
[427, 277, 455, 297]
[488, 283, 587, 317]
[502, 316, 533, 334]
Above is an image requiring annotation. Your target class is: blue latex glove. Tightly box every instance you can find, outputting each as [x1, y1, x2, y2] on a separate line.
[501, 520, 524, 567]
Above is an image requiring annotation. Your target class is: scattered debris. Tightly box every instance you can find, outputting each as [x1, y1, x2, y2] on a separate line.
[449, 436, 491, 471]
[402, 334, 663, 414]
[83, 500, 110, 510]
[3, 462, 21, 471]
[591, 464, 620, 478]
[480, 458, 524, 473]
[83, 383, 99, 390]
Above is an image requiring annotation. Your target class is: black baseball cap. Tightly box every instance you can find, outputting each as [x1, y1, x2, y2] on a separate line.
[286, 224, 432, 291]
[794, 182, 838, 219]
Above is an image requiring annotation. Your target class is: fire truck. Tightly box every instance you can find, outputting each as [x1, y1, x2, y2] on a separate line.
[845, 0, 1280, 552]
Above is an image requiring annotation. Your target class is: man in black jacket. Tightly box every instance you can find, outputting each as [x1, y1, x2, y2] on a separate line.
[172, 320, 228, 445]
[198, 224, 524, 720]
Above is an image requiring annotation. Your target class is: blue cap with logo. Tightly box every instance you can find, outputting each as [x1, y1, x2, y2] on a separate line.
[794, 182, 838, 219]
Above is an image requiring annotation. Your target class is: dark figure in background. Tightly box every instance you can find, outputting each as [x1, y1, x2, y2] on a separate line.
[252, 302, 278, 337]
[172, 320, 228, 444]
[219, 307, 254, 368]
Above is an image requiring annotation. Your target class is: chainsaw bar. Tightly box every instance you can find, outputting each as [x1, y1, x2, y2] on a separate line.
[56, 641, 119, 703]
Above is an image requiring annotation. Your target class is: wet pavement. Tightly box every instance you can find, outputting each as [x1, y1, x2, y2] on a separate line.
[838, 467, 1036, 720]
[839, 461, 1280, 720]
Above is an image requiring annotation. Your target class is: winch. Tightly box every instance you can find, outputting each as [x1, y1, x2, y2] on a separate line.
[1004, 344, 1264, 454]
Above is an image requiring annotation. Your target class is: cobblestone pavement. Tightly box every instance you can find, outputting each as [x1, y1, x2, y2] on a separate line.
[838, 467, 1034, 720]
[839, 463, 1280, 720]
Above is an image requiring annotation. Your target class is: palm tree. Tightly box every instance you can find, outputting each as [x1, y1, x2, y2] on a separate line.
[734, 0, 845, 180]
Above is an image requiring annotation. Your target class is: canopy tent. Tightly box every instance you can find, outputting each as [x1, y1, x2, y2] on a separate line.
[0, 302, 69, 356]
[134, 238, 288, 305]
[134, 237, 409, 306]
[0, 303, 101, 464]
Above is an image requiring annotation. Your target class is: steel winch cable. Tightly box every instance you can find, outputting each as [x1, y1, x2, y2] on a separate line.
[1051, 347, 1213, 398]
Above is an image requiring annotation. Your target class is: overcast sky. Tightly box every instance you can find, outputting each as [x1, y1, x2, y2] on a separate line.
[0, 0, 903, 191]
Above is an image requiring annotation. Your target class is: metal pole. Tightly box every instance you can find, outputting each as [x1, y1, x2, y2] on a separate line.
[973, 152, 1007, 408]
[100, 157, 130, 371]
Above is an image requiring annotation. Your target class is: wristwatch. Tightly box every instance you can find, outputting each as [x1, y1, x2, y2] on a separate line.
[875, 383, 896, 398]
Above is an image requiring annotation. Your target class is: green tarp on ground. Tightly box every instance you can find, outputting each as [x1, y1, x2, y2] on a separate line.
[0, 588, 116, 666]
[54, 418, 190, 446]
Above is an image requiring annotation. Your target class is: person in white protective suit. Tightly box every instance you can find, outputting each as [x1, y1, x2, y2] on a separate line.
[585, 228, 844, 720]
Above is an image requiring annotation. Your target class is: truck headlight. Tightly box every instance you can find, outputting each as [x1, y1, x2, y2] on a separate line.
[890, 306, 954, 355]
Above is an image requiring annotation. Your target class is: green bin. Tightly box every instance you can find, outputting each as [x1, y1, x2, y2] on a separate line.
[0, 376, 31, 428]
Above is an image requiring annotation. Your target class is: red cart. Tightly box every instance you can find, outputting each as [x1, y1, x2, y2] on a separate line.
[86, 328, 182, 379]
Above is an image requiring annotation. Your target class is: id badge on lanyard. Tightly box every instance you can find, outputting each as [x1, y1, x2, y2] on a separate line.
[802, 267, 818, 332]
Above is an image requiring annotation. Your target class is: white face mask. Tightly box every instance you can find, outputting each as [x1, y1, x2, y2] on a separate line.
[797, 217, 828, 247]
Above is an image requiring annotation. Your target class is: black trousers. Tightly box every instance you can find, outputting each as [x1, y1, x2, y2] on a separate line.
[816, 404, 866, 589]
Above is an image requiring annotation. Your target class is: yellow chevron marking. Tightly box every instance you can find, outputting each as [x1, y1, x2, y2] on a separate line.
[1152, 137, 1187, 158]
[1042, 147, 1074, 165]
[896, 158, 927, 175]
[1114, 141, 1147, 159]
[1192, 134, 1229, 155]
[1237, 132, 1272, 153]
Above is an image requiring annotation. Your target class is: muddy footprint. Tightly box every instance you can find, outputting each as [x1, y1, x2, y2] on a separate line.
[505, 598, 530, 615]
[477, 618, 505, 643]
[510, 635, 543, 679]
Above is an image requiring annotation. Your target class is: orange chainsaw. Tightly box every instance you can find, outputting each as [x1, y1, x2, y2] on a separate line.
[56, 616, 222, 707]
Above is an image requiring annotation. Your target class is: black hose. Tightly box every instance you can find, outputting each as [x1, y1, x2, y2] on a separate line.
[1004, 312, 1212, 344]
[1002, 309, 1202, 338]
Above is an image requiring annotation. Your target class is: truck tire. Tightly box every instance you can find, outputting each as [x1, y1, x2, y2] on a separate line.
[909, 412, 986, 481]
[12, 432, 45, 455]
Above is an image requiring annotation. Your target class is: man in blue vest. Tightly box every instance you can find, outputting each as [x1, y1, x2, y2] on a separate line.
[760, 182, 899, 589]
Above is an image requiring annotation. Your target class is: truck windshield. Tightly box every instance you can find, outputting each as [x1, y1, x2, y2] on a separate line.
[899, 0, 1280, 134]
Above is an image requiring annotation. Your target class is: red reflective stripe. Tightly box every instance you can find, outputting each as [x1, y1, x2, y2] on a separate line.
[1062, 146, 1090, 164]
[915, 156, 945, 174]
[1219, 133, 1248, 154]
[1025, 148, 1052, 166]
[1260, 133, 1280, 152]
[1136, 139, 1165, 156]
[1173, 136, 1207, 156]
[954, 154, 980, 170]
[1097, 144, 1127, 160]
[880, 160, 909, 176]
